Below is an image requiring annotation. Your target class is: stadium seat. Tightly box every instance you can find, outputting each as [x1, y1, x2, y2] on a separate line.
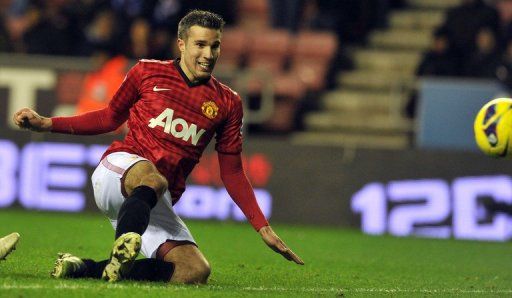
[238, 0, 269, 30]
[262, 100, 298, 132]
[238, 0, 268, 15]
[273, 72, 307, 100]
[247, 29, 292, 73]
[242, 29, 294, 96]
[288, 31, 338, 91]
[292, 31, 338, 63]
[216, 28, 248, 73]
[291, 61, 329, 92]
[242, 70, 306, 99]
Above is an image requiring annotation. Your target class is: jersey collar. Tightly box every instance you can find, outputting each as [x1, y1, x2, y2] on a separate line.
[173, 58, 211, 87]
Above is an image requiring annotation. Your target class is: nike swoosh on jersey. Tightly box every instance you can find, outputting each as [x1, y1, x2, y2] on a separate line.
[153, 86, 172, 92]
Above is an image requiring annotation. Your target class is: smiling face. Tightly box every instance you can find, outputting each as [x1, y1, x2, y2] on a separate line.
[178, 25, 221, 83]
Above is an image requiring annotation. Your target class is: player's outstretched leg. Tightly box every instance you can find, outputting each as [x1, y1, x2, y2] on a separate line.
[102, 232, 142, 282]
[114, 185, 159, 239]
[51, 253, 174, 281]
[102, 162, 163, 281]
[51, 253, 86, 278]
[0, 232, 20, 260]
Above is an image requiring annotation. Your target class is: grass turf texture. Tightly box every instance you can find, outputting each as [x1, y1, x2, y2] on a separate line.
[0, 209, 511, 297]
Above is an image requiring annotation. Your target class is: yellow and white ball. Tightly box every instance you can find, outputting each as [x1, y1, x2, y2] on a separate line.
[474, 98, 512, 158]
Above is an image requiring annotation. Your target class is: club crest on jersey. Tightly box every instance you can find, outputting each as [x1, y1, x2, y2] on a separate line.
[201, 101, 219, 119]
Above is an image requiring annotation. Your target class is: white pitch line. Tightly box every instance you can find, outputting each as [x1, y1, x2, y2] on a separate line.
[237, 287, 512, 294]
[1, 283, 512, 294]
[350, 288, 512, 294]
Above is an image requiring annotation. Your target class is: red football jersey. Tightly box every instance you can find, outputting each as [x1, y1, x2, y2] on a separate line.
[102, 59, 243, 201]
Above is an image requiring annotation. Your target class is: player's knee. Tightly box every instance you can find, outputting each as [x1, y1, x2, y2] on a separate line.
[195, 260, 211, 283]
[124, 161, 168, 197]
[173, 258, 211, 284]
[139, 173, 168, 197]
[185, 260, 211, 284]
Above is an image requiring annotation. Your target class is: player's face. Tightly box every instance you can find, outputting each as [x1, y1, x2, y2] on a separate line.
[178, 25, 221, 82]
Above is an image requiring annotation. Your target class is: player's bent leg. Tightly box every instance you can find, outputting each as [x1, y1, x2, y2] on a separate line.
[115, 161, 167, 239]
[123, 161, 168, 197]
[102, 232, 142, 282]
[159, 242, 211, 284]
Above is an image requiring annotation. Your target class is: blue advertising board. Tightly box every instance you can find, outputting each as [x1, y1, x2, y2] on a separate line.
[416, 78, 508, 151]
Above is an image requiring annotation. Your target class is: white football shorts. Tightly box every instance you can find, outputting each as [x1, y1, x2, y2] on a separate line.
[91, 151, 196, 258]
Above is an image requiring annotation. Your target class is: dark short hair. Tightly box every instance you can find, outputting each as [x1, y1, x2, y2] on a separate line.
[178, 10, 225, 40]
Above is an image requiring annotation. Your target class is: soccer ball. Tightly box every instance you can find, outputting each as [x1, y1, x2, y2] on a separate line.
[474, 98, 512, 157]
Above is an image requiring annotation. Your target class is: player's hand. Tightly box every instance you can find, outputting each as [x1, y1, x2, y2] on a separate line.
[12, 108, 52, 132]
[258, 225, 304, 265]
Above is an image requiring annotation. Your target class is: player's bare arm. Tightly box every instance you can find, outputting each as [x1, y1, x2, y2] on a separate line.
[259, 226, 304, 265]
[12, 108, 52, 132]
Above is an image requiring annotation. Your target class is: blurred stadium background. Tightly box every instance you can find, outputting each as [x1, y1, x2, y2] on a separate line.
[2, 0, 512, 293]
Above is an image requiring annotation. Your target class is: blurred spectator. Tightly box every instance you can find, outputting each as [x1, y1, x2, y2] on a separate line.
[22, 0, 83, 55]
[125, 17, 150, 59]
[364, 0, 390, 30]
[147, 0, 237, 31]
[416, 28, 458, 77]
[4, 0, 39, 52]
[79, 9, 120, 56]
[109, 0, 158, 47]
[406, 28, 460, 119]
[149, 0, 182, 31]
[307, 0, 351, 39]
[268, 0, 305, 33]
[0, 0, 12, 52]
[389, 0, 406, 9]
[75, 49, 129, 133]
[464, 27, 501, 78]
[110, 0, 154, 26]
[0, 0, 244, 58]
[124, 17, 177, 60]
[150, 27, 175, 60]
[496, 40, 512, 89]
[442, 0, 498, 60]
[144, 0, 182, 60]
[306, 0, 391, 44]
[181, 0, 237, 26]
[495, 0, 512, 50]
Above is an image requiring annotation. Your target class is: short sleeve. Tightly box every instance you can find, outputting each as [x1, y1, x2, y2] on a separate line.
[215, 92, 243, 154]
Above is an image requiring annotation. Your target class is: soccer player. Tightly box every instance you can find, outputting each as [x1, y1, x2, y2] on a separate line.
[12, 10, 303, 284]
[0, 232, 20, 260]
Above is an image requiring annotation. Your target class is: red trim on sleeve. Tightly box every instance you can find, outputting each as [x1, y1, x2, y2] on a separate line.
[218, 152, 269, 231]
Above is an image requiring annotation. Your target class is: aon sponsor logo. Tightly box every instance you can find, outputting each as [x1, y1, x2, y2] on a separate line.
[148, 108, 205, 145]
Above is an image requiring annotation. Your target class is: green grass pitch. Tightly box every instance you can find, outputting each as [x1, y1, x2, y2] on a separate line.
[1, 209, 512, 297]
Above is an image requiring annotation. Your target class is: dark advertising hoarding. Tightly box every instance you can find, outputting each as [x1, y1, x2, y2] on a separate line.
[1, 131, 512, 242]
[2, 60, 512, 242]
